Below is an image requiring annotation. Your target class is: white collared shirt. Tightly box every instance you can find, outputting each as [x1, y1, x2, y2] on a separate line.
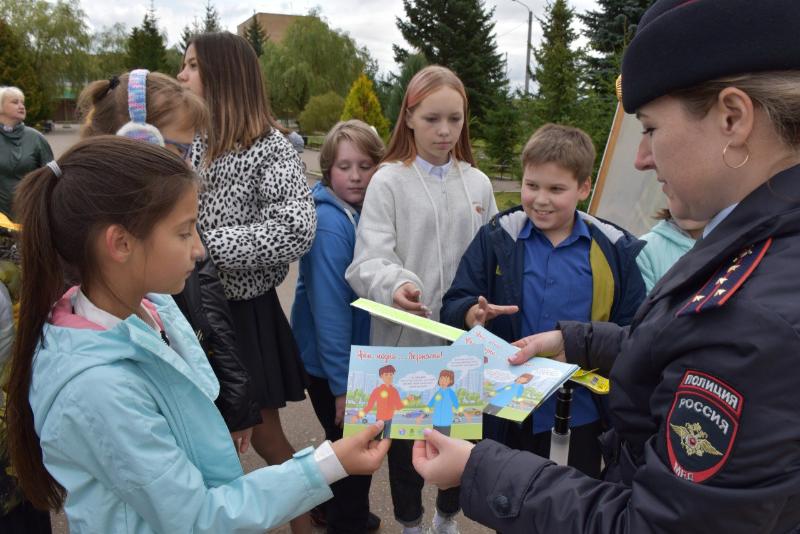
[415, 155, 453, 180]
[73, 288, 160, 333]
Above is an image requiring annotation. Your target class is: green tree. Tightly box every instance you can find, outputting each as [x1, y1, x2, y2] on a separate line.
[532, 0, 581, 124]
[385, 53, 427, 128]
[163, 47, 184, 77]
[340, 73, 390, 137]
[395, 0, 507, 129]
[126, 9, 167, 72]
[579, 0, 653, 95]
[245, 14, 266, 57]
[577, 0, 654, 163]
[261, 14, 370, 117]
[178, 19, 201, 55]
[298, 91, 345, 133]
[483, 90, 522, 178]
[89, 23, 128, 79]
[0, 0, 91, 119]
[0, 19, 46, 121]
[202, 0, 222, 33]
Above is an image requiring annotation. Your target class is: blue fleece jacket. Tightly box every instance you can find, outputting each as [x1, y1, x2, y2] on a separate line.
[291, 183, 370, 396]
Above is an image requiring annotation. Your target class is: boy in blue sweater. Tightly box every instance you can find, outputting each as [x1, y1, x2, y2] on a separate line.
[441, 124, 645, 477]
[291, 120, 385, 533]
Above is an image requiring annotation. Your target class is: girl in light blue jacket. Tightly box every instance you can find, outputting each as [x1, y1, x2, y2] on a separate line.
[636, 209, 708, 292]
[4, 137, 389, 534]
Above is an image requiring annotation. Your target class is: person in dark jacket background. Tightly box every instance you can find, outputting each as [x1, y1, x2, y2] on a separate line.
[413, 1, 800, 532]
[0, 86, 53, 218]
[77, 70, 260, 449]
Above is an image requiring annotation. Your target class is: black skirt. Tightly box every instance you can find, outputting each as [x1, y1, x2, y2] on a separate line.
[227, 288, 307, 409]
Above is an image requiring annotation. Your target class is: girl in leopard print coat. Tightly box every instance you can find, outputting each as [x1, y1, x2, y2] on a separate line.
[179, 32, 317, 534]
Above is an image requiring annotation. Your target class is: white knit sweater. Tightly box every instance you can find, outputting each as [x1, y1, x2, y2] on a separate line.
[346, 160, 497, 347]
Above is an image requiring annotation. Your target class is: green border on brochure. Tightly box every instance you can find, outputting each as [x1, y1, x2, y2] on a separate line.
[351, 298, 465, 341]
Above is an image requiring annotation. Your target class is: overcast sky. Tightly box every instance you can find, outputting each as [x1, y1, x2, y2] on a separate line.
[78, 0, 599, 89]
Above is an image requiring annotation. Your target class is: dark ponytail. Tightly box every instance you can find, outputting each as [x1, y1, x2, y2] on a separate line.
[6, 161, 65, 510]
[6, 136, 197, 510]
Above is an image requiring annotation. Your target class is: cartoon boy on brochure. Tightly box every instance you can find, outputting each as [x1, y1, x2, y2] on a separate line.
[415, 370, 469, 436]
[355, 364, 410, 438]
[483, 373, 533, 416]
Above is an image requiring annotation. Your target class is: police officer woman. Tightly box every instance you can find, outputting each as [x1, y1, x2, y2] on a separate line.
[412, 0, 800, 532]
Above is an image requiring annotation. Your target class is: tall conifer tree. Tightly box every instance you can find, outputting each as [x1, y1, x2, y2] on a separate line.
[579, 0, 653, 96]
[202, 1, 222, 33]
[126, 7, 167, 72]
[340, 73, 390, 137]
[245, 14, 266, 57]
[532, 0, 580, 124]
[394, 0, 506, 127]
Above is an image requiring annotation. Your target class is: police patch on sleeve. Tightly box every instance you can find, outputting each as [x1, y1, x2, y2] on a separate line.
[666, 370, 743, 483]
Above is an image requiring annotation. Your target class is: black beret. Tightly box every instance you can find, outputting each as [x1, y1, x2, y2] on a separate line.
[621, 0, 800, 113]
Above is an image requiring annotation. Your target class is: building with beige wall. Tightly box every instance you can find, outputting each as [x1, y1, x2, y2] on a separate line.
[237, 13, 308, 44]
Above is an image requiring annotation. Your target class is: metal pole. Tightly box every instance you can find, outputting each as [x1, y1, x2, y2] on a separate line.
[550, 383, 573, 465]
[525, 10, 532, 94]
[511, 0, 534, 94]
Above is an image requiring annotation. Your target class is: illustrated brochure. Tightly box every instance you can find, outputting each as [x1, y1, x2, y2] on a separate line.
[454, 326, 580, 422]
[343, 344, 485, 440]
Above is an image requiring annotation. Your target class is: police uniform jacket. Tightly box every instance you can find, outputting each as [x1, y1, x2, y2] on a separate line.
[459, 163, 800, 533]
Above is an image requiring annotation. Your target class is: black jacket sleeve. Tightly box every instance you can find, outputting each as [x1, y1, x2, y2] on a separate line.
[195, 254, 262, 431]
[558, 321, 628, 377]
[173, 252, 261, 432]
[441, 228, 489, 329]
[461, 306, 800, 533]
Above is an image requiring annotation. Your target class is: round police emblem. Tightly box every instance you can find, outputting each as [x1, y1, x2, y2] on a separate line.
[666, 370, 743, 483]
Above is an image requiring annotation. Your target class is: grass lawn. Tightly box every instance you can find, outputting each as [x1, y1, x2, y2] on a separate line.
[494, 191, 521, 211]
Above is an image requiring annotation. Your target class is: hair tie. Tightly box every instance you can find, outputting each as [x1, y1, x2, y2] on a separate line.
[46, 160, 62, 178]
[101, 75, 120, 99]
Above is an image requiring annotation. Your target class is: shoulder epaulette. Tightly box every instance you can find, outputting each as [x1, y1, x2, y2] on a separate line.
[676, 238, 772, 317]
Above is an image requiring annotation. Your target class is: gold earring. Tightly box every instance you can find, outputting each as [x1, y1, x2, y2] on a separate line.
[722, 141, 750, 169]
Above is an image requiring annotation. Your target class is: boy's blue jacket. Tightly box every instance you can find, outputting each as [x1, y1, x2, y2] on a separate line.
[441, 206, 646, 341]
[292, 182, 370, 396]
[29, 289, 332, 533]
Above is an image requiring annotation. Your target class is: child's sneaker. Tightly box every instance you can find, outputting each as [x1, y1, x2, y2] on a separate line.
[430, 511, 460, 534]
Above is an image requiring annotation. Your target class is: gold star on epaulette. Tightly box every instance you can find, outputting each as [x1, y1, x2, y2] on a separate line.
[676, 238, 773, 318]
